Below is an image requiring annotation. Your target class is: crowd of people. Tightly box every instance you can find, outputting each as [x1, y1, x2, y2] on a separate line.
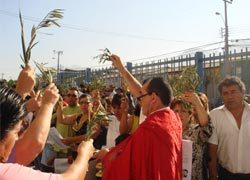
[0, 54, 250, 180]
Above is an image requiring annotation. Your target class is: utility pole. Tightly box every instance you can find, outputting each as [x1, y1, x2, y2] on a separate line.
[1, 73, 4, 80]
[223, 0, 233, 75]
[53, 50, 63, 84]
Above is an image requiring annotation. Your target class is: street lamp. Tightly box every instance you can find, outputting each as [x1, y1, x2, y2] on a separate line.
[215, 12, 225, 40]
[53, 50, 63, 84]
[216, 0, 233, 75]
[215, 12, 225, 24]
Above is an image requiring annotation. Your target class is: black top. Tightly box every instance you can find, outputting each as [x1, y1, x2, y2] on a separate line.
[73, 114, 107, 150]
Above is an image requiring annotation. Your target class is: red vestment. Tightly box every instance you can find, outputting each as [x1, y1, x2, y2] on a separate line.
[102, 107, 182, 180]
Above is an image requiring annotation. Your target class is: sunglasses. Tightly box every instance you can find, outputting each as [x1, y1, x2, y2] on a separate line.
[67, 94, 77, 98]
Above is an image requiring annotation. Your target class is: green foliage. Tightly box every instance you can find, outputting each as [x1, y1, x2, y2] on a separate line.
[93, 48, 112, 64]
[168, 67, 200, 96]
[85, 105, 110, 140]
[34, 61, 56, 84]
[7, 79, 16, 88]
[168, 67, 200, 110]
[88, 75, 106, 91]
[19, 9, 64, 66]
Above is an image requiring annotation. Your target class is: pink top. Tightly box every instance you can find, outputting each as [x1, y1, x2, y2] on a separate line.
[0, 163, 61, 180]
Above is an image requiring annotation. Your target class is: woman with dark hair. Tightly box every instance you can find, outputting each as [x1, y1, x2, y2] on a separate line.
[57, 93, 107, 149]
[57, 93, 93, 138]
[0, 87, 27, 162]
[0, 87, 94, 180]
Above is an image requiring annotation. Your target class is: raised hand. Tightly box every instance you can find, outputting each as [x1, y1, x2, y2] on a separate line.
[42, 83, 59, 107]
[109, 54, 125, 72]
[16, 64, 35, 98]
[181, 91, 202, 108]
[25, 90, 42, 112]
[120, 97, 129, 112]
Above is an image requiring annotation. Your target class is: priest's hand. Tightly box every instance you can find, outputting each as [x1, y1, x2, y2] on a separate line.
[110, 54, 125, 72]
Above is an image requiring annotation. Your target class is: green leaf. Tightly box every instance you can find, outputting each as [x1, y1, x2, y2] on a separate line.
[19, 9, 63, 67]
[26, 51, 31, 63]
[168, 66, 200, 96]
[94, 48, 112, 64]
[85, 104, 110, 140]
[50, 12, 64, 19]
[31, 26, 36, 39]
[48, 69, 52, 83]
[50, 20, 60, 27]
[34, 61, 54, 84]
[20, 54, 25, 63]
[29, 41, 39, 51]
[19, 11, 27, 65]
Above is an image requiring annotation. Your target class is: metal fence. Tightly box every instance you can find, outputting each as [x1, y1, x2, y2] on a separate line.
[59, 48, 250, 108]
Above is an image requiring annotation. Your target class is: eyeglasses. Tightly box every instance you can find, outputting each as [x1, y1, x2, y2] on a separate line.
[67, 94, 77, 98]
[137, 93, 150, 101]
[79, 101, 91, 105]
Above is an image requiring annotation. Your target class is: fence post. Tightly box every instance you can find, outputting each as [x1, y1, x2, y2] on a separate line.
[195, 52, 205, 92]
[85, 68, 91, 83]
[57, 72, 62, 85]
[126, 62, 132, 73]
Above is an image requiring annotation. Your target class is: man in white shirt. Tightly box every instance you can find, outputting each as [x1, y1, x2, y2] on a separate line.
[208, 76, 250, 180]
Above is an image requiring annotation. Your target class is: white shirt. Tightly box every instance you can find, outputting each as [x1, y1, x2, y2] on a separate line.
[105, 115, 120, 148]
[208, 102, 250, 173]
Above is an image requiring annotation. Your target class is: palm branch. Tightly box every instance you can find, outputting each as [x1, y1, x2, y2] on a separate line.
[85, 105, 110, 140]
[34, 61, 56, 84]
[19, 9, 64, 66]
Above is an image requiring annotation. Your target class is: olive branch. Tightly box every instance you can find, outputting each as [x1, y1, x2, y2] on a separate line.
[169, 67, 200, 110]
[93, 48, 112, 64]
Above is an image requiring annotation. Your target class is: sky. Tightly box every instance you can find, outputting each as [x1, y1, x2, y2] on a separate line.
[1, 0, 250, 80]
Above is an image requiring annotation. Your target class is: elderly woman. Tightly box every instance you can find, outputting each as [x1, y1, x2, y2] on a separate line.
[0, 87, 94, 180]
[170, 92, 213, 180]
